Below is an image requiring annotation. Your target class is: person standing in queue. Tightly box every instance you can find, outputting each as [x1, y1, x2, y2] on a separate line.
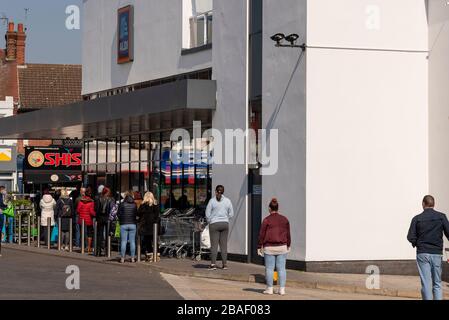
[137, 192, 160, 260]
[407, 195, 449, 300]
[73, 187, 85, 249]
[0, 186, 6, 253]
[257, 198, 291, 296]
[77, 188, 96, 254]
[95, 187, 113, 256]
[40, 190, 56, 246]
[205, 185, 234, 270]
[118, 191, 137, 263]
[55, 188, 74, 251]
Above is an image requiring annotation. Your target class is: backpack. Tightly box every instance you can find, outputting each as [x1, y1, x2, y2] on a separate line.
[109, 201, 118, 221]
[61, 199, 72, 217]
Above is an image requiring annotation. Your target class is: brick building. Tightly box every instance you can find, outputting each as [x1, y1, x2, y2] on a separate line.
[0, 21, 81, 190]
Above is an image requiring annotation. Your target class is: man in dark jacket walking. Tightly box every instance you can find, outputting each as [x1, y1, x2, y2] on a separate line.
[407, 195, 449, 300]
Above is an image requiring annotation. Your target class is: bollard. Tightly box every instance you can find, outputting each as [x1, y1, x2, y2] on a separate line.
[58, 217, 62, 251]
[37, 217, 40, 248]
[81, 219, 85, 254]
[18, 213, 22, 245]
[69, 218, 73, 253]
[107, 221, 111, 258]
[93, 219, 97, 256]
[47, 217, 51, 250]
[153, 223, 158, 263]
[137, 233, 141, 262]
[27, 213, 31, 246]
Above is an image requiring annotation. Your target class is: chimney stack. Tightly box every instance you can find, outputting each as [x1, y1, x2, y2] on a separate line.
[4, 22, 26, 65]
[16, 23, 26, 65]
[5, 22, 17, 61]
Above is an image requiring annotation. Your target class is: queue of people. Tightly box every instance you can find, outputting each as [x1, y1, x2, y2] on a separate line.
[26, 185, 162, 263]
[3, 182, 296, 297]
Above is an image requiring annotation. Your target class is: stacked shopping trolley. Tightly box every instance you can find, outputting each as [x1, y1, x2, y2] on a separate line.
[159, 208, 210, 260]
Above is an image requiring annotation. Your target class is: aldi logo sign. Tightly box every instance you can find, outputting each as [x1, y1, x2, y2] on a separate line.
[118, 5, 134, 64]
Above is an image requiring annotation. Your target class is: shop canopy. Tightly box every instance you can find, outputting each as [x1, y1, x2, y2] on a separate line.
[0, 79, 216, 140]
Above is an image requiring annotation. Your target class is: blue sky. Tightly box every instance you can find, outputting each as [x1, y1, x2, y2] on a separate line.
[0, 0, 82, 64]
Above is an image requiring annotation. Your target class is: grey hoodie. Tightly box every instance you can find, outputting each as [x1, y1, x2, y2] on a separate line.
[205, 195, 234, 225]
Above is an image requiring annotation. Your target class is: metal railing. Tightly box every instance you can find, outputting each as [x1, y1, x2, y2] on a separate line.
[11, 214, 163, 265]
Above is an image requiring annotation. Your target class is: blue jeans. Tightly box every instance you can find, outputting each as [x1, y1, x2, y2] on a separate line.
[6, 216, 13, 243]
[417, 253, 443, 300]
[74, 215, 80, 247]
[0, 214, 4, 242]
[264, 253, 287, 288]
[120, 224, 136, 258]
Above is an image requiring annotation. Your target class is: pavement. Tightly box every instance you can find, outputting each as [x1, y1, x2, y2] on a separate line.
[3, 243, 449, 299]
[160, 273, 411, 300]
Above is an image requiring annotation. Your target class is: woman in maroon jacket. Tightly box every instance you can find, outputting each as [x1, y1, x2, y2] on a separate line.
[77, 190, 96, 254]
[257, 198, 291, 296]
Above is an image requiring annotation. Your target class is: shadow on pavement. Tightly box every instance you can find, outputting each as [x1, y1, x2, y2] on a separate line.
[193, 263, 211, 269]
[242, 288, 264, 294]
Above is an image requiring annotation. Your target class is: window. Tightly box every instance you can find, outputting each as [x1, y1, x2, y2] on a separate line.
[183, 0, 213, 50]
[189, 11, 212, 48]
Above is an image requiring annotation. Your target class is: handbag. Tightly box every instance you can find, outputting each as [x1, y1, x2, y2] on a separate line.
[51, 223, 59, 243]
[3, 204, 14, 217]
[114, 221, 121, 238]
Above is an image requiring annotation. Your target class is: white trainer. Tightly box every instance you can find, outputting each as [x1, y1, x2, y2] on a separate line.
[263, 287, 273, 295]
[279, 287, 286, 296]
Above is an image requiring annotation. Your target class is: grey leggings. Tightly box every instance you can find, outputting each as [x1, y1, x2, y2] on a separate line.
[209, 222, 229, 265]
[61, 231, 70, 246]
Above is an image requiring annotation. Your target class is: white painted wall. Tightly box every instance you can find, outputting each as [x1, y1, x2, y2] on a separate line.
[428, 1, 449, 234]
[262, 0, 307, 261]
[211, 0, 248, 256]
[82, 0, 212, 95]
[305, 0, 429, 261]
[307, 0, 428, 51]
[182, 0, 194, 49]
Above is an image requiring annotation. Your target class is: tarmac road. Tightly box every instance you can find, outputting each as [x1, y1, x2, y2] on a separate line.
[0, 247, 182, 300]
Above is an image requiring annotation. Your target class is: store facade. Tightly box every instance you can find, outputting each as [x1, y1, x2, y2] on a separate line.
[82, 131, 212, 213]
[1, 0, 447, 274]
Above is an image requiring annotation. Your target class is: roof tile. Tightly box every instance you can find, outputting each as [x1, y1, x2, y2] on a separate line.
[18, 63, 81, 109]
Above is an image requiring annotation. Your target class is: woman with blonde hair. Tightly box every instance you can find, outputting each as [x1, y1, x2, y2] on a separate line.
[137, 192, 160, 259]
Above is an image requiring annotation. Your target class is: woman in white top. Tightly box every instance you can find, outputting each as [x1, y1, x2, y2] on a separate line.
[40, 192, 56, 245]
